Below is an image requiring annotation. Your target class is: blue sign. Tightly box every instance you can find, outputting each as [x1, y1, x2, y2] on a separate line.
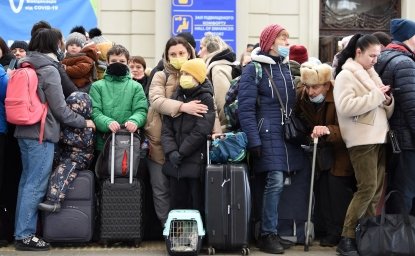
[171, 0, 236, 53]
[0, 0, 98, 46]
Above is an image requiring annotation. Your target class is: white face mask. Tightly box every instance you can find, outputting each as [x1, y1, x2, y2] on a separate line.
[309, 93, 325, 104]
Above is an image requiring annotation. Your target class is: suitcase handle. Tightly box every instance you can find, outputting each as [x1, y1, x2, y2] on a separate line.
[110, 129, 135, 184]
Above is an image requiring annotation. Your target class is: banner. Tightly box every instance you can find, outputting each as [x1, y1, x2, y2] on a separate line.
[0, 0, 98, 46]
[171, 0, 236, 52]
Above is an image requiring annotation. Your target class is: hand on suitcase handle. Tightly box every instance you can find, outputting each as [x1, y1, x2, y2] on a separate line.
[311, 125, 330, 138]
[108, 121, 121, 133]
[124, 121, 138, 133]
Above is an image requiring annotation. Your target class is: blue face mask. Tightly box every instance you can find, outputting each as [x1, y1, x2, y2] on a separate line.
[277, 45, 290, 58]
[309, 93, 325, 104]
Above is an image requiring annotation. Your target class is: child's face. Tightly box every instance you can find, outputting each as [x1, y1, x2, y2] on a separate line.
[108, 54, 128, 65]
[67, 44, 82, 55]
[12, 48, 27, 60]
[128, 62, 145, 79]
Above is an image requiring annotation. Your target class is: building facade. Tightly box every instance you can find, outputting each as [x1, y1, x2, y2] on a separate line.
[98, 0, 415, 67]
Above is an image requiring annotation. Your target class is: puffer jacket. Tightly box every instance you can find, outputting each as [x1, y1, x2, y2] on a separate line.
[161, 80, 216, 179]
[0, 65, 8, 134]
[62, 44, 98, 88]
[14, 52, 86, 143]
[59, 92, 95, 169]
[206, 48, 235, 131]
[89, 70, 148, 151]
[375, 42, 415, 149]
[238, 48, 306, 173]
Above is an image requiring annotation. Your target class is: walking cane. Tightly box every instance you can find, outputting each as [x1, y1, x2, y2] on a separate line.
[304, 136, 318, 251]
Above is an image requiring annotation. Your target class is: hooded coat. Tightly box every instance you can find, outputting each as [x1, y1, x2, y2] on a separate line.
[161, 80, 216, 178]
[14, 52, 86, 143]
[238, 48, 306, 173]
[62, 44, 98, 88]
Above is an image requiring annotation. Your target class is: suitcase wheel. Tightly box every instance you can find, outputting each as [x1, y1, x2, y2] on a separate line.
[207, 246, 215, 255]
[133, 239, 141, 248]
[242, 247, 250, 255]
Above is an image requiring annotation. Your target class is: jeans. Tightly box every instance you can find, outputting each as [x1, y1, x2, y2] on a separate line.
[147, 158, 170, 225]
[14, 139, 54, 240]
[342, 144, 385, 238]
[261, 170, 284, 235]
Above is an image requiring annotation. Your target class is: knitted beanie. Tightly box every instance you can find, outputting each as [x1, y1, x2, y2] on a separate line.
[390, 18, 415, 42]
[10, 40, 28, 51]
[66, 32, 86, 49]
[89, 27, 110, 44]
[300, 62, 332, 85]
[180, 58, 207, 83]
[289, 45, 308, 64]
[259, 24, 285, 53]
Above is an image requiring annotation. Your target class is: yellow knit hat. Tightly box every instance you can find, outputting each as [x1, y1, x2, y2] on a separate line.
[180, 58, 207, 83]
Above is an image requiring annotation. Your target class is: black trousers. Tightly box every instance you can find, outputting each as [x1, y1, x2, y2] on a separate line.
[169, 177, 202, 214]
[314, 170, 356, 237]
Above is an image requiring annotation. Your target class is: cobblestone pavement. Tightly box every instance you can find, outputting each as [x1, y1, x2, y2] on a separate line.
[0, 240, 337, 256]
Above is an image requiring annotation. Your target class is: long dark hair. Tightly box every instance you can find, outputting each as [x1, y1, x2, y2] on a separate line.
[163, 36, 196, 62]
[335, 34, 380, 78]
[28, 28, 59, 54]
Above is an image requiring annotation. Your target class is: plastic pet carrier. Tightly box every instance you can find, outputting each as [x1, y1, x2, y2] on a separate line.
[163, 209, 205, 256]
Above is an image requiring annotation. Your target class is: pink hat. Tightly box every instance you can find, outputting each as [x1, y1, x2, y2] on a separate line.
[259, 24, 285, 53]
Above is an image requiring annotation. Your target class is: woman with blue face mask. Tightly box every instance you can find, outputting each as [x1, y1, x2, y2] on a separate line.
[296, 62, 356, 248]
[238, 24, 306, 254]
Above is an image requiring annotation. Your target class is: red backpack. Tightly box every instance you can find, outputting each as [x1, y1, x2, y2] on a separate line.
[5, 62, 48, 143]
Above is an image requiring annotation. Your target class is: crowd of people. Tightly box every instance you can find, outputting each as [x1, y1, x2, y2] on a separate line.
[0, 17, 414, 256]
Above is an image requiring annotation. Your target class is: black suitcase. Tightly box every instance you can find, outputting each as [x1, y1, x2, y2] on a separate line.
[42, 170, 95, 243]
[205, 141, 251, 255]
[99, 131, 144, 247]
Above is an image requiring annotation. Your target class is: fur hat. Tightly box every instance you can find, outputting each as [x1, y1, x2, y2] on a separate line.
[10, 40, 28, 52]
[66, 32, 86, 49]
[289, 45, 308, 64]
[259, 24, 285, 53]
[66, 92, 92, 118]
[180, 58, 207, 83]
[300, 62, 332, 85]
[390, 18, 415, 42]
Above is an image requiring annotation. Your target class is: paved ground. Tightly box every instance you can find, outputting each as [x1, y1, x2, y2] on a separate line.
[0, 240, 337, 256]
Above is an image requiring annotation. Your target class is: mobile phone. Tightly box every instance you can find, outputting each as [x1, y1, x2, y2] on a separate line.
[8, 59, 17, 70]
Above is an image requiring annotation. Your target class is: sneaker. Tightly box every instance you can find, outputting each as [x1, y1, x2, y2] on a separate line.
[258, 233, 284, 254]
[320, 235, 340, 247]
[276, 234, 295, 249]
[38, 200, 61, 213]
[15, 235, 50, 251]
[336, 237, 359, 256]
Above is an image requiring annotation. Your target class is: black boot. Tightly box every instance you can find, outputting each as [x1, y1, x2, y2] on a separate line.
[336, 237, 359, 256]
[258, 233, 284, 254]
[276, 234, 295, 249]
[320, 235, 340, 247]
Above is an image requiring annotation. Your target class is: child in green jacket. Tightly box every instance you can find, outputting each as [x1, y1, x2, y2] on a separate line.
[89, 44, 148, 152]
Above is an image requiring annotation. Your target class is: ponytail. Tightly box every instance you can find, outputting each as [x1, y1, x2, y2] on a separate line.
[334, 34, 380, 78]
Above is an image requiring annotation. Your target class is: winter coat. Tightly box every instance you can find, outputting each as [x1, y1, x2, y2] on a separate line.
[333, 58, 394, 148]
[62, 44, 98, 88]
[0, 65, 7, 134]
[296, 84, 353, 176]
[144, 52, 221, 165]
[238, 49, 306, 173]
[161, 80, 216, 179]
[58, 92, 95, 170]
[14, 52, 87, 143]
[206, 48, 236, 131]
[375, 42, 415, 149]
[89, 71, 148, 151]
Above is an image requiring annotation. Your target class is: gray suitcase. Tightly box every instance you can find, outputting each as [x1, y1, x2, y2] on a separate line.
[42, 170, 95, 243]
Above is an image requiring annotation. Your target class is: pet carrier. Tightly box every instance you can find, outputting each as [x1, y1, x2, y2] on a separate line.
[163, 209, 205, 256]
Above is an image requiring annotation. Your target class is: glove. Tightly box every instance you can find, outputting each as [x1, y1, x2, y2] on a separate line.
[169, 151, 182, 168]
[249, 146, 262, 158]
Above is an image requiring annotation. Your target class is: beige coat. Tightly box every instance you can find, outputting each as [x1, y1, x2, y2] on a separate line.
[207, 60, 233, 131]
[333, 58, 394, 148]
[144, 62, 221, 165]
